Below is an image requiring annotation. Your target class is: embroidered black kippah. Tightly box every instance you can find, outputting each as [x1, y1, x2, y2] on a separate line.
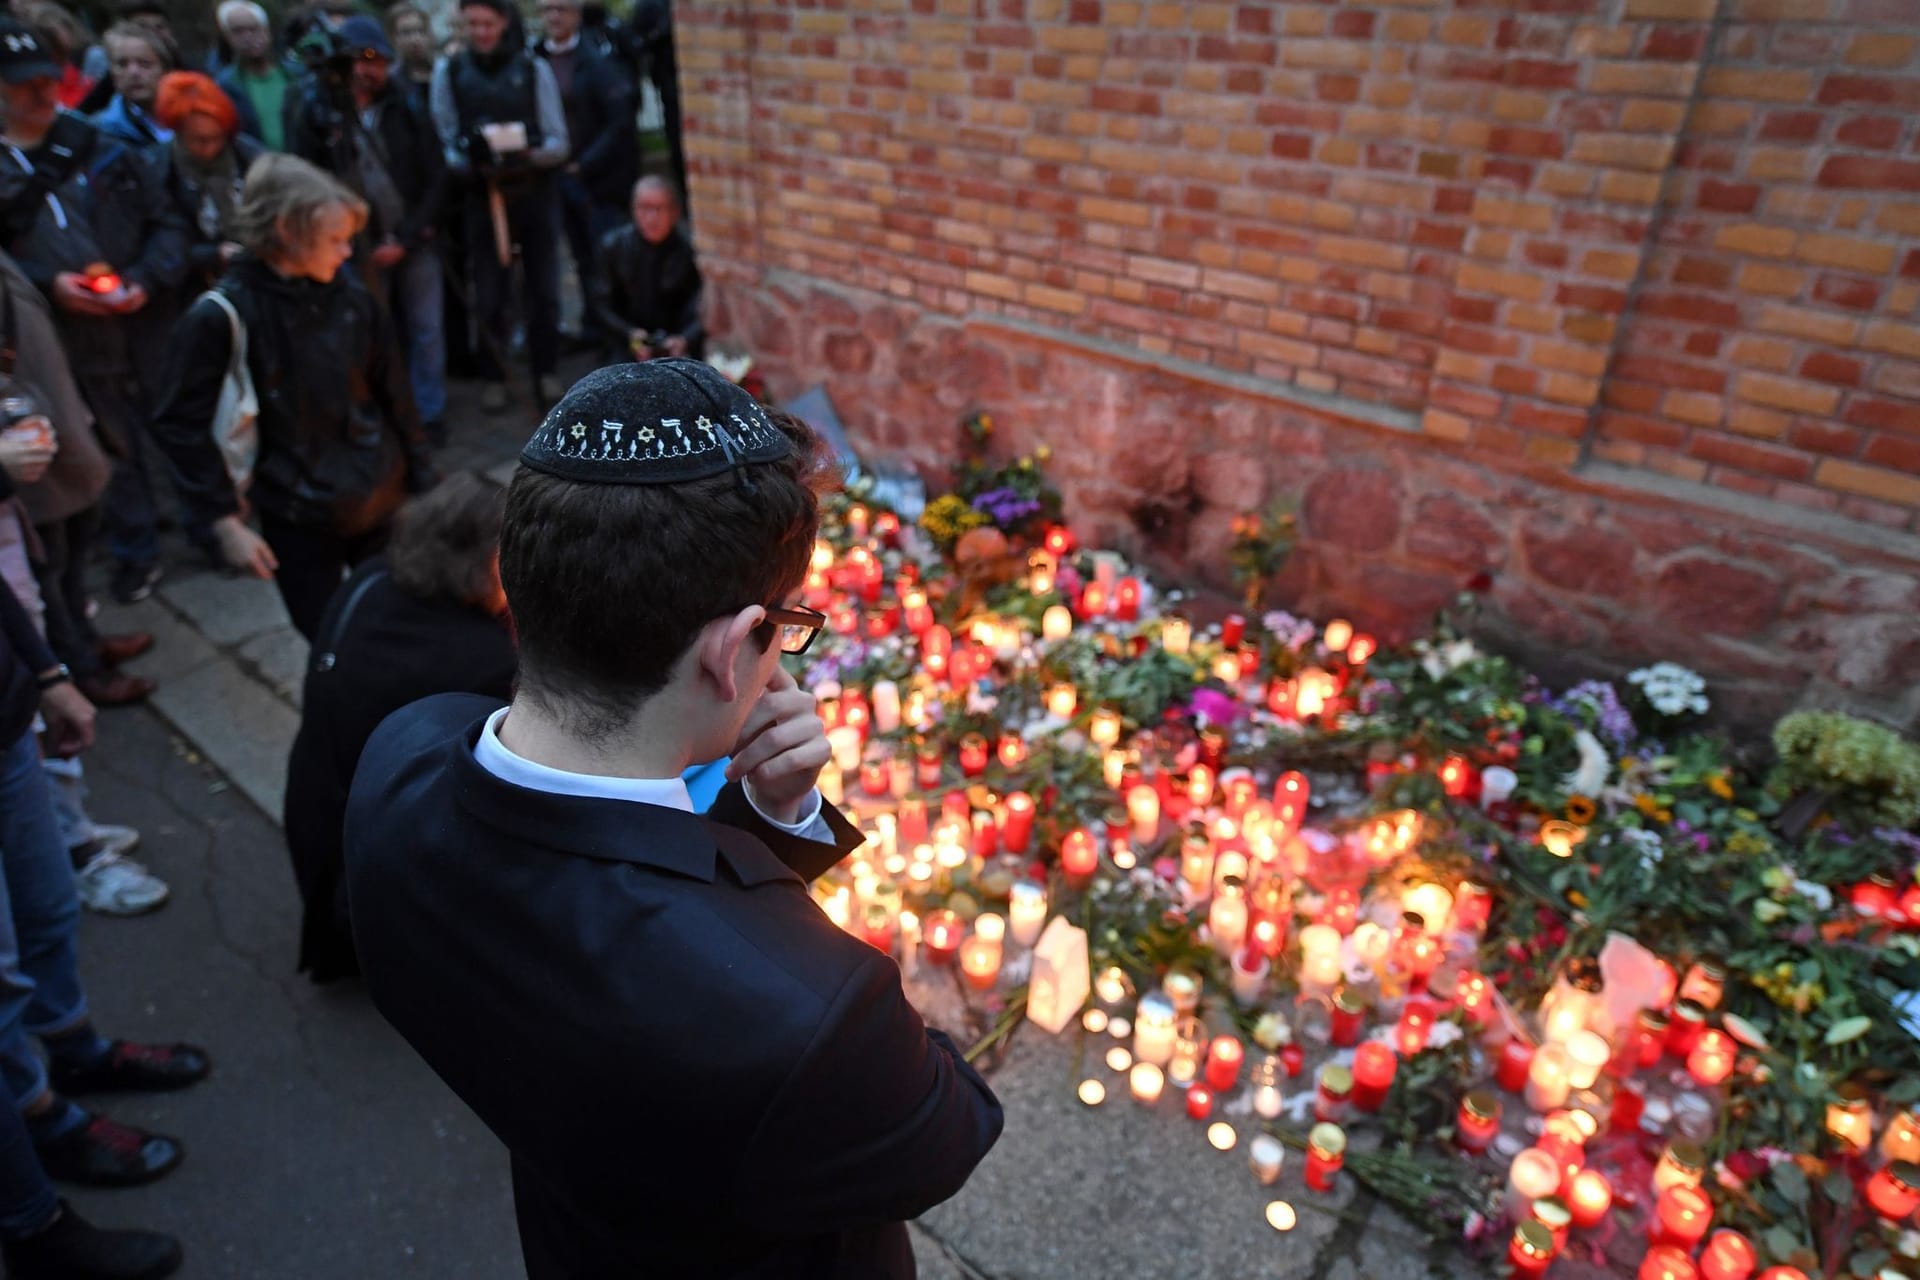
[519, 360, 793, 485]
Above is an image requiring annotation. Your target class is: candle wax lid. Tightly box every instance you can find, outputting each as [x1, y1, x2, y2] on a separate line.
[1308, 1122, 1347, 1156]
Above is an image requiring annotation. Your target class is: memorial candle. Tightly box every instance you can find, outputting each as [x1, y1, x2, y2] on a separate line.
[1565, 1030, 1611, 1091]
[1507, 1149, 1562, 1219]
[1457, 1090, 1501, 1154]
[1304, 1123, 1345, 1192]
[1113, 577, 1140, 621]
[1209, 879, 1248, 953]
[1221, 613, 1246, 648]
[1002, 792, 1036, 853]
[1652, 1141, 1706, 1193]
[1041, 605, 1073, 642]
[1329, 987, 1368, 1047]
[922, 910, 961, 966]
[1008, 879, 1047, 947]
[1351, 1043, 1397, 1112]
[1229, 946, 1269, 1006]
[1060, 829, 1098, 883]
[959, 930, 1002, 990]
[1088, 707, 1121, 747]
[1699, 1230, 1757, 1280]
[1881, 1106, 1920, 1165]
[1755, 1270, 1809, 1280]
[1128, 1062, 1165, 1106]
[1323, 618, 1353, 652]
[1250, 1055, 1284, 1119]
[1347, 633, 1376, 666]
[1162, 615, 1192, 654]
[1497, 1039, 1536, 1092]
[1508, 1222, 1555, 1280]
[996, 733, 1026, 769]
[1687, 1030, 1734, 1086]
[1185, 1084, 1214, 1120]
[1866, 1162, 1920, 1220]
[1298, 924, 1343, 997]
[1248, 1133, 1284, 1186]
[1567, 1170, 1612, 1229]
[1395, 999, 1435, 1056]
[1079, 581, 1109, 618]
[1045, 682, 1078, 720]
[1204, 1036, 1244, 1091]
[1133, 993, 1177, 1066]
[1640, 1247, 1698, 1280]
[1127, 785, 1162, 842]
[1827, 1084, 1873, 1154]
[1439, 754, 1474, 799]
[1526, 1043, 1572, 1111]
[871, 681, 901, 734]
[1274, 770, 1309, 820]
[1651, 1185, 1712, 1250]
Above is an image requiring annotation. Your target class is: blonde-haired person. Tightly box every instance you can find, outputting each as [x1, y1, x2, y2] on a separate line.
[151, 154, 437, 640]
[89, 20, 174, 148]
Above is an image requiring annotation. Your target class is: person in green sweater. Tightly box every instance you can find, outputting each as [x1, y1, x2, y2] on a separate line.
[214, 0, 289, 151]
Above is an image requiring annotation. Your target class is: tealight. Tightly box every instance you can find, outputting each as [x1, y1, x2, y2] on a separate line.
[1207, 1122, 1237, 1151]
[1129, 1062, 1165, 1106]
[1077, 1079, 1106, 1106]
[1265, 1201, 1297, 1232]
[1106, 1046, 1133, 1072]
[1082, 1009, 1109, 1034]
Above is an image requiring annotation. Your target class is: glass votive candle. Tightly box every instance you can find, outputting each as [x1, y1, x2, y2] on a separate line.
[1687, 1029, 1735, 1086]
[1506, 1148, 1562, 1220]
[1651, 1184, 1713, 1250]
[1457, 1089, 1502, 1154]
[1882, 1105, 1920, 1165]
[1866, 1161, 1920, 1220]
[1395, 998, 1437, 1057]
[1185, 1084, 1214, 1120]
[1637, 1006, 1671, 1068]
[1641, 1245, 1700, 1280]
[1248, 1133, 1285, 1185]
[1497, 1039, 1536, 1093]
[1351, 1042, 1397, 1112]
[1129, 1061, 1165, 1106]
[1207, 1121, 1237, 1151]
[1304, 1122, 1345, 1192]
[1827, 1083, 1873, 1154]
[1133, 993, 1177, 1066]
[1525, 1043, 1572, 1112]
[1204, 1035, 1244, 1091]
[1652, 1139, 1707, 1193]
[1315, 1062, 1352, 1122]
[1076, 1079, 1106, 1106]
[1567, 1169, 1612, 1229]
[1168, 1016, 1208, 1088]
[1531, 1196, 1572, 1255]
[1667, 998, 1709, 1057]
[1329, 986, 1368, 1048]
[1699, 1229, 1757, 1280]
[1250, 1054, 1285, 1120]
[922, 909, 962, 966]
[1564, 1030, 1610, 1090]
[1678, 957, 1727, 1011]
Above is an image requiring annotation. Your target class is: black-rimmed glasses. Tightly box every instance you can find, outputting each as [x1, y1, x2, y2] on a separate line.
[764, 605, 827, 655]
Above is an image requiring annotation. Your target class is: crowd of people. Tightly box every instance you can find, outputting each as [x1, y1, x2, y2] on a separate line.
[0, 0, 720, 1272]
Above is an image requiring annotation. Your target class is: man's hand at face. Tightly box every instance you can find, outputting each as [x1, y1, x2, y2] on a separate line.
[726, 663, 829, 825]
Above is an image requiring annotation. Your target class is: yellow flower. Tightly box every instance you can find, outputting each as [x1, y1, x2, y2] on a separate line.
[1566, 795, 1598, 825]
[1707, 774, 1734, 800]
[1634, 794, 1658, 816]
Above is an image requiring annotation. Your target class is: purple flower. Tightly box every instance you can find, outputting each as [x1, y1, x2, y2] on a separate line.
[970, 487, 1042, 529]
[1190, 688, 1244, 727]
[1549, 680, 1637, 753]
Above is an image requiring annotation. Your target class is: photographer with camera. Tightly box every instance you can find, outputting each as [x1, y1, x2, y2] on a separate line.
[590, 175, 703, 364]
[289, 17, 449, 444]
[429, 0, 568, 414]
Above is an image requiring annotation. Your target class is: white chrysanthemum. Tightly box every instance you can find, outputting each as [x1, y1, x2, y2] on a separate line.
[1627, 661, 1709, 716]
[1563, 729, 1612, 796]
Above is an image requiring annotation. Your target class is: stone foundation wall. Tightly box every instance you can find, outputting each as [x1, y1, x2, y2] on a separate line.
[715, 272, 1920, 730]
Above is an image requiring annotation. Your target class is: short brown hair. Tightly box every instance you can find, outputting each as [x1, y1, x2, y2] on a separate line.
[384, 1, 429, 35]
[231, 153, 368, 262]
[102, 20, 176, 69]
[387, 472, 507, 609]
[499, 410, 835, 737]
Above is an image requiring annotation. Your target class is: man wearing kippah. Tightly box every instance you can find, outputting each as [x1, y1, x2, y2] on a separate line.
[344, 360, 1004, 1278]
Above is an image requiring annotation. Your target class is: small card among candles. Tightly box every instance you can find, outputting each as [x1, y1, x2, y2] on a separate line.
[1026, 916, 1090, 1034]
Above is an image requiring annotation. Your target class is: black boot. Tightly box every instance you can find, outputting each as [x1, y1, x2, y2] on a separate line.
[1, 1202, 182, 1279]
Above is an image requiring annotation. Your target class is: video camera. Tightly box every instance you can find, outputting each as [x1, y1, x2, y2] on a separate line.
[629, 330, 672, 361]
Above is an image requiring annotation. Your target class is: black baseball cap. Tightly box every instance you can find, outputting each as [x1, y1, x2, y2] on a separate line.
[0, 19, 60, 84]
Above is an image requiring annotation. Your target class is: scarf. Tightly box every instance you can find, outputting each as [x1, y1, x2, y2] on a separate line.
[174, 139, 241, 243]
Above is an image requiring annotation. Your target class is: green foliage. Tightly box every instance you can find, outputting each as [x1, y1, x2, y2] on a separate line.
[1227, 501, 1297, 609]
[918, 493, 990, 554]
[1772, 711, 1920, 829]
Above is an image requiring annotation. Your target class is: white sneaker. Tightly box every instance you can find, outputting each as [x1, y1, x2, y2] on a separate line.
[89, 824, 140, 858]
[75, 851, 169, 916]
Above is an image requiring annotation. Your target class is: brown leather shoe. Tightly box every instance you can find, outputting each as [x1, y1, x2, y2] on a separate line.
[75, 672, 155, 707]
[95, 633, 154, 667]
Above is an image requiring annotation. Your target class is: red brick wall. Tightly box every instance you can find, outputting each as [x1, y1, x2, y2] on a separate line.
[678, 0, 1920, 726]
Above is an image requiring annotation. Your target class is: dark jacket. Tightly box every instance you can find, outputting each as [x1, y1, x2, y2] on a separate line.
[534, 38, 636, 206]
[156, 135, 267, 291]
[286, 82, 447, 252]
[286, 559, 515, 980]
[0, 252, 108, 526]
[150, 257, 433, 534]
[345, 695, 1004, 1279]
[0, 576, 57, 749]
[591, 222, 704, 356]
[0, 112, 190, 386]
[214, 65, 264, 142]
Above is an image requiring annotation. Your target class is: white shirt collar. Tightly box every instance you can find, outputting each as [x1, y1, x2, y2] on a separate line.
[473, 706, 692, 811]
[544, 34, 579, 54]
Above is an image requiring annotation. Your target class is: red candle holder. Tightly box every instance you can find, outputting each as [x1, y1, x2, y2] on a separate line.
[1699, 1229, 1757, 1280]
[959, 735, 990, 778]
[1866, 1161, 1920, 1220]
[1395, 998, 1436, 1056]
[1185, 1084, 1213, 1120]
[1438, 754, 1475, 800]
[1329, 987, 1367, 1048]
[1496, 1040, 1536, 1093]
[898, 796, 929, 846]
[1273, 770, 1309, 816]
[1640, 1246, 1698, 1280]
[922, 910, 961, 966]
[1666, 999, 1708, 1058]
[1508, 1221, 1554, 1279]
[1060, 829, 1098, 883]
[1650, 1184, 1712, 1250]
[1221, 613, 1246, 648]
[1566, 1169, 1612, 1229]
[1351, 1042, 1397, 1112]
[1457, 1090, 1501, 1155]
[1304, 1123, 1345, 1192]
[1113, 577, 1141, 621]
[1002, 792, 1035, 853]
[1204, 1036, 1244, 1092]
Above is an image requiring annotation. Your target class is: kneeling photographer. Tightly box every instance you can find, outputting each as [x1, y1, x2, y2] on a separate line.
[288, 18, 449, 444]
[589, 174, 704, 364]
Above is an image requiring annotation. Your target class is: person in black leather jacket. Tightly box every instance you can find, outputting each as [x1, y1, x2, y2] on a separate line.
[150, 154, 436, 640]
[590, 175, 703, 361]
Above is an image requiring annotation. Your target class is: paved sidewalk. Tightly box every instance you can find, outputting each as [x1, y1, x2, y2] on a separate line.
[79, 380, 1478, 1278]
